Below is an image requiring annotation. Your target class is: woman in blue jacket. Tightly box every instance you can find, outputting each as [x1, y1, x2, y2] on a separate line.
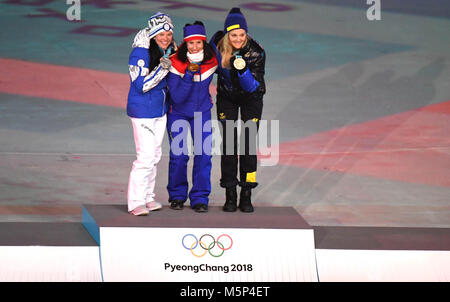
[166, 21, 218, 213]
[127, 12, 176, 216]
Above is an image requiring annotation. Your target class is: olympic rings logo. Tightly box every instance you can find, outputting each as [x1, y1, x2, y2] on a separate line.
[182, 233, 233, 258]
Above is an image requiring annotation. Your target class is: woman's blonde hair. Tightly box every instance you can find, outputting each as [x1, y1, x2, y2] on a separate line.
[217, 32, 248, 69]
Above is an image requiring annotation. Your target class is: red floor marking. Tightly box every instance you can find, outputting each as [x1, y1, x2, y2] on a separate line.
[417, 100, 450, 115]
[263, 100, 450, 187]
[0, 58, 129, 108]
[0, 58, 217, 107]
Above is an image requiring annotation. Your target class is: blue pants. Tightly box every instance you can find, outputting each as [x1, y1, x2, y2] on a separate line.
[166, 111, 212, 207]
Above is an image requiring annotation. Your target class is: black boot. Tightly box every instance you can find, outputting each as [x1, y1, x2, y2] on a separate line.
[239, 187, 254, 213]
[193, 203, 208, 213]
[223, 187, 237, 212]
[169, 200, 185, 210]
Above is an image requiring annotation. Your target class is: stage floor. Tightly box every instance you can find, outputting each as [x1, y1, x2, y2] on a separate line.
[0, 0, 449, 228]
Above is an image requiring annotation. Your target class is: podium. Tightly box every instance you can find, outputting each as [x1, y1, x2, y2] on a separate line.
[0, 222, 101, 282]
[82, 204, 318, 282]
[314, 226, 450, 281]
[1, 207, 448, 281]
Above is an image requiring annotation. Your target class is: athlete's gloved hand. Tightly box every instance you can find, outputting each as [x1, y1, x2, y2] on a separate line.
[185, 63, 201, 77]
[160, 57, 172, 69]
[230, 55, 248, 75]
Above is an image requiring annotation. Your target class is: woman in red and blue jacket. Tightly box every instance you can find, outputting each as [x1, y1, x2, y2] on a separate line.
[166, 21, 218, 212]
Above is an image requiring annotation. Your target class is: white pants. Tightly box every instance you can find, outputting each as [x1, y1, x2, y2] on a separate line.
[127, 115, 167, 212]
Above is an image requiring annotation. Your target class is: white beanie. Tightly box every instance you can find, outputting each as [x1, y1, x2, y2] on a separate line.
[148, 12, 173, 39]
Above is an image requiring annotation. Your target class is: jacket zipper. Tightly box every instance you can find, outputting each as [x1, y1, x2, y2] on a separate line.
[162, 89, 166, 115]
[198, 65, 201, 112]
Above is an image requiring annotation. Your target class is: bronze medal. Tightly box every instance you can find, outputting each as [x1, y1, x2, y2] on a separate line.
[188, 63, 199, 72]
[233, 56, 246, 70]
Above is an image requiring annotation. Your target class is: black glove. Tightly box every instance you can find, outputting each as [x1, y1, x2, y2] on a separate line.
[230, 55, 236, 69]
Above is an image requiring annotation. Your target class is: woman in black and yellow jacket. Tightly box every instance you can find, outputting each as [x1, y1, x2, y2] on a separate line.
[210, 8, 266, 213]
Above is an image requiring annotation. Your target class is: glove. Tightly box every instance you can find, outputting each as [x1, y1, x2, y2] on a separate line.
[160, 57, 172, 69]
[230, 55, 237, 69]
[183, 66, 196, 82]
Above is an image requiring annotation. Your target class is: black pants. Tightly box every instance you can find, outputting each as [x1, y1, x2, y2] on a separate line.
[216, 94, 263, 189]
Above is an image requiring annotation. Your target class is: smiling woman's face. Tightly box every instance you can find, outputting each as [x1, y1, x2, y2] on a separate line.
[186, 40, 204, 54]
[228, 29, 247, 49]
[154, 31, 173, 50]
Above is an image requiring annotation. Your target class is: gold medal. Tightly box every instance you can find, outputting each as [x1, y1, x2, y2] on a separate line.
[188, 63, 199, 72]
[233, 55, 246, 70]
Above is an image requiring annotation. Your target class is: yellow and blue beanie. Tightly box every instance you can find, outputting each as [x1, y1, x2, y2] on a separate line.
[224, 7, 248, 33]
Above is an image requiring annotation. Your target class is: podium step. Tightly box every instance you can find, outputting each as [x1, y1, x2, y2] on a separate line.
[82, 204, 318, 282]
[82, 204, 311, 229]
[314, 226, 450, 281]
[0, 222, 102, 282]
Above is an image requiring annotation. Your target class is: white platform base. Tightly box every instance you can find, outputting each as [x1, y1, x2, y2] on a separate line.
[100, 227, 317, 282]
[82, 204, 318, 282]
[0, 246, 102, 282]
[316, 249, 450, 282]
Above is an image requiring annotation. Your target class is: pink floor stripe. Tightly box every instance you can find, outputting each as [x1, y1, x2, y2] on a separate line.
[260, 100, 450, 187]
[0, 58, 129, 108]
[0, 58, 217, 108]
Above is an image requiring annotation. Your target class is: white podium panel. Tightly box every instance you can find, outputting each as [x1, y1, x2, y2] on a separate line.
[313, 226, 450, 282]
[82, 204, 318, 282]
[100, 227, 316, 282]
[0, 246, 102, 282]
[316, 249, 450, 282]
[0, 222, 102, 282]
